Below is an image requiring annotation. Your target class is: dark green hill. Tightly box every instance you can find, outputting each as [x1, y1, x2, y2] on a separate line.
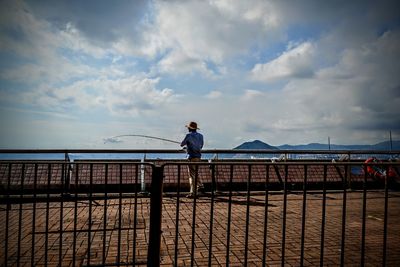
[234, 140, 279, 150]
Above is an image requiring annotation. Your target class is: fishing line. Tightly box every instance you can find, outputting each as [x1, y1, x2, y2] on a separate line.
[104, 134, 181, 144]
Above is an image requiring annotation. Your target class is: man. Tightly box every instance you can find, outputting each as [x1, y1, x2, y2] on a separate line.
[181, 121, 204, 198]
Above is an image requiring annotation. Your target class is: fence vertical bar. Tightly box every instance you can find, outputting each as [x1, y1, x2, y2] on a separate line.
[244, 164, 251, 267]
[45, 163, 51, 267]
[208, 163, 216, 266]
[117, 163, 123, 264]
[72, 163, 79, 267]
[281, 164, 288, 267]
[4, 163, 11, 267]
[103, 163, 108, 266]
[382, 166, 389, 266]
[360, 163, 368, 266]
[31, 163, 38, 267]
[174, 164, 181, 267]
[190, 163, 199, 267]
[133, 164, 139, 266]
[340, 164, 348, 267]
[87, 163, 93, 266]
[262, 164, 270, 266]
[147, 165, 164, 267]
[59, 163, 65, 266]
[226, 164, 234, 266]
[319, 164, 327, 267]
[17, 163, 25, 267]
[300, 164, 308, 267]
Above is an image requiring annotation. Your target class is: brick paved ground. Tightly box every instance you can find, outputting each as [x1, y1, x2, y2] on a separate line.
[160, 191, 400, 266]
[1, 191, 400, 266]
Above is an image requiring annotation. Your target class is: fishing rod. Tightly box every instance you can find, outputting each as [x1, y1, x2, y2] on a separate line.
[104, 134, 181, 144]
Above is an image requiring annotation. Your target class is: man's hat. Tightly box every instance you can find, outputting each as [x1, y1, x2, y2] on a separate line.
[186, 121, 199, 130]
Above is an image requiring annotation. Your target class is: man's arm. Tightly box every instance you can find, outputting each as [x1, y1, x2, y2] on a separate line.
[181, 134, 188, 147]
[200, 134, 204, 149]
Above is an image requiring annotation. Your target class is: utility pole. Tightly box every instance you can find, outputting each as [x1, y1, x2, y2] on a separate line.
[328, 136, 331, 150]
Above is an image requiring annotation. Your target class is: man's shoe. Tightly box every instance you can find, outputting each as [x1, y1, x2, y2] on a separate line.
[198, 186, 205, 193]
[186, 193, 194, 198]
[196, 191, 205, 197]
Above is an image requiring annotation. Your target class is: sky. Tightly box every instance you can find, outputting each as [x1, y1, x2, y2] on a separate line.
[0, 0, 399, 149]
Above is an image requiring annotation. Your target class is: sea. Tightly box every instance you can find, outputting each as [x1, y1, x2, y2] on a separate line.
[0, 153, 187, 161]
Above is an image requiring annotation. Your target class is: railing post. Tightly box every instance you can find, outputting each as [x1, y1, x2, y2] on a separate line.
[63, 152, 71, 196]
[147, 165, 164, 267]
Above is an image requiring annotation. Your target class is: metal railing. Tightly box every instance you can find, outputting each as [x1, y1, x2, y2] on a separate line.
[1, 149, 399, 266]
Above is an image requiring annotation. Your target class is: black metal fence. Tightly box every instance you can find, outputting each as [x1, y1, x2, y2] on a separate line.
[1, 149, 400, 266]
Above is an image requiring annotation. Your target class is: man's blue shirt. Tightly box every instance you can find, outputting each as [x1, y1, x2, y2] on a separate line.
[181, 131, 204, 159]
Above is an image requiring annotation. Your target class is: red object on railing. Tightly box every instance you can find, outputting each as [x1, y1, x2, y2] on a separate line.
[365, 157, 398, 180]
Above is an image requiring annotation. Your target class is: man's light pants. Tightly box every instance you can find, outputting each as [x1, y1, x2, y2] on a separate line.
[188, 158, 203, 194]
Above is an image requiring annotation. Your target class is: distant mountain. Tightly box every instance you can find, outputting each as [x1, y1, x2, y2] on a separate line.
[369, 141, 400, 150]
[234, 140, 400, 151]
[234, 140, 279, 150]
[278, 140, 400, 150]
[279, 143, 327, 150]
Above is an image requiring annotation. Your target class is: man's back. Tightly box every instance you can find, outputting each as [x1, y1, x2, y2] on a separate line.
[181, 131, 204, 159]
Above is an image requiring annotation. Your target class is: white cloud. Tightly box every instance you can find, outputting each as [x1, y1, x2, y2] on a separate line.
[59, 22, 111, 59]
[0, 1, 109, 84]
[156, 50, 211, 76]
[23, 0, 149, 47]
[118, 0, 285, 75]
[102, 76, 178, 116]
[263, 30, 400, 143]
[241, 89, 264, 101]
[3, 76, 179, 117]
[205, 90, 222, 99]
[251, 42, 316, 82]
